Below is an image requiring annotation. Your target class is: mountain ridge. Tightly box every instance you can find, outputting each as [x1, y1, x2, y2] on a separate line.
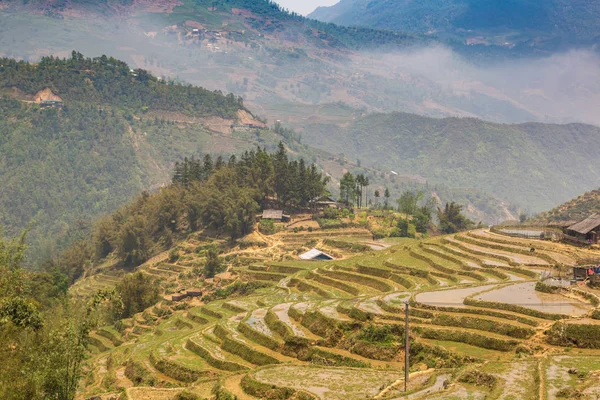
[309, 0, 600, 54]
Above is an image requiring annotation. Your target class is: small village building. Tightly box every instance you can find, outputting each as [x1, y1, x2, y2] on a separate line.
[39, 99, 63, 108]
[261, 209, 290, 222]
[171, 293, 188, 301]
[310, 196, 338, 210]
[186, 288, 203, 298]
[299, 248, 335, 261]
[565, 214, 600, 244]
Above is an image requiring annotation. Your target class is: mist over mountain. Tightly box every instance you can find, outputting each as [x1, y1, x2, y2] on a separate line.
[309, 0, 600, 54]
[0, 0, 599, 127]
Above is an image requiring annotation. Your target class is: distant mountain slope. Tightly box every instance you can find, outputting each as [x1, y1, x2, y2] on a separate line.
[2, 0, 600, 126]
[297, 112, 600, 213]
[309, 0, 600, 52]
[0, 53, 287, 261]
[0, 54, 515, 263]
[530, 188, 600, 223]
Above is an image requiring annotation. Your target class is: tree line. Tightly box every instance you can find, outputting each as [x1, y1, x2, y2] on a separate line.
[57, 144, 329, 282]
[0, 52, 244, 118]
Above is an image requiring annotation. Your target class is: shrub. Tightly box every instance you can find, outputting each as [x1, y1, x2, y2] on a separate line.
[535, 281, 561, 294]
[259, 219, 276, 235]
[116, 272, 161, 318]
[547, 322, 600, 348]
[357, 324, 394, 344]
[175, 390, 200, 400]
[458, 370, 497, 389]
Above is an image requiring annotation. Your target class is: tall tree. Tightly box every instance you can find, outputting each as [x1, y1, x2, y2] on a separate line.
[340, 172, 356, 205]
[384, 188, 390, 209]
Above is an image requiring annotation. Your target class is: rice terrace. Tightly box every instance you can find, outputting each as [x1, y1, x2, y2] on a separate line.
[75, 223, 600, 400]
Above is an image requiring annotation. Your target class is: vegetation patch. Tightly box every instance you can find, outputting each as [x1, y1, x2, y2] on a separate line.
[547, 322, 600, 348]
[417, 327, 519, 351]
[458, 370, 498, 389]
[149, 352, 212, 383]
[186, 338, 249, 371]
[241, 374, 316, 400]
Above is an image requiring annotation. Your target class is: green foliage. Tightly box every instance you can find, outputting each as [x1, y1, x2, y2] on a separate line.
[357, 324, 394, 344]
[458, 370, 498, 389]
[259, 219, 276, 235]
[547, 322, 600, 349]
[438, 202, 474, 234]
[301, 112, 600, 215]
[175, 390, 201, 400]
[202, 280, 272, 303]
[535, 281, 561, 294]
[396, 218, 417, 238]
[204, 249, 222, 278]
[115, 272, 161, 319]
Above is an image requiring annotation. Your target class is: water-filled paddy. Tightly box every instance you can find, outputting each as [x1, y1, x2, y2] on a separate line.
[476, 282, 592, 316]
[415, 284, 498, 308]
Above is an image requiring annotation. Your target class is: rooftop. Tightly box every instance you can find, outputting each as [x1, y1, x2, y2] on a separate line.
[299, 248, 335, 261]
[568, 214, 600, 234]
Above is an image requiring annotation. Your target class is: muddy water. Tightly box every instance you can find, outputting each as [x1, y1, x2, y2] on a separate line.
[383, 292, 409, 304]
[357, 299, 385, 315]
[320, 304, 351, 321]
[272, 302, 307, 337]
[245, 308, 274, 336]
[476, 282, 592, 316]
[415, 284, 498, 308]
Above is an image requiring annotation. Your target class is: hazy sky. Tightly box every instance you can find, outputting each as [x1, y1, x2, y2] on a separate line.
[275, 0, 339, 16]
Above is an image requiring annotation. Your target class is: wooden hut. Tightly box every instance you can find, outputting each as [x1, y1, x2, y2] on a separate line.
[565, 214, 600, 244]
[261, 209, 290, 222]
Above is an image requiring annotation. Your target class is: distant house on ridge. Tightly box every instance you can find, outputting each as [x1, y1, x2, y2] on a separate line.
[565, 214, 600, 244]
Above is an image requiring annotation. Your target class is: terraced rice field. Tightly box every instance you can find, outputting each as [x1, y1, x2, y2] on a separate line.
[78, 229, 600, 400]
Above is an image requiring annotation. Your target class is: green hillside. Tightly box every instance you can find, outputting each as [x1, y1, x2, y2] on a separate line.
[309, 0, 600, 53]
[298, 112, 600, 213]
[1, 54, 518, 265]
[531, 188, 600, 223]
[0, 53, 279, 263]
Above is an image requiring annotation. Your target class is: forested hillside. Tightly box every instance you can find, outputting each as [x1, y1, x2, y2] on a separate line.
[298, 112, 600, 213]
[0, 53, 261, 263]
[0, 54, 519, 264]
[309, 0, 600, 53]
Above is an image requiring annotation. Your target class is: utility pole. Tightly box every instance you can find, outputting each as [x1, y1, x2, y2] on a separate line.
[404, 301, 409, 392]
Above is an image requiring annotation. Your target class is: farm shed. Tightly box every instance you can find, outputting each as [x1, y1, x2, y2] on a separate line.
[299, 248, 335, 261]
[261, 209, 290, 222]
[310, 196, 338, 210]
[566, 214, 600, 244]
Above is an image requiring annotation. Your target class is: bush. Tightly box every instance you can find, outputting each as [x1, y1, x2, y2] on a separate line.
[458, 370, 497, 389]
[175, 390, 200, 400]
[535, 281, 561, 294]
[547, 322, 600, 348]
[259, 219, 276, 235]
[357, 324, 395, 344]
[116, 272, 161, 318]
